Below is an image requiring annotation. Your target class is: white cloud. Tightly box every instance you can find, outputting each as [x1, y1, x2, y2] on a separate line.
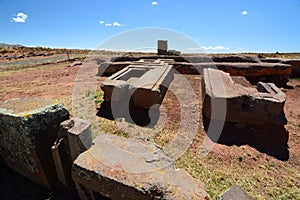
[112, 21, 125, 27]
[152, 1, 158, 5]
[187, 46, 230, 51]
[12, 12, 28, 23]
[241, 10, 248, 15]
[201, 46, 230, 50]
[101, 21, 125, 27]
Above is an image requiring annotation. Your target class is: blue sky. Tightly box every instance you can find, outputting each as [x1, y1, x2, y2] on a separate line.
[1, 0, 300, 53]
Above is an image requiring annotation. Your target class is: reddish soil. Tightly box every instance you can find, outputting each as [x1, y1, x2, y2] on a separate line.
[0, 63, 80, 111]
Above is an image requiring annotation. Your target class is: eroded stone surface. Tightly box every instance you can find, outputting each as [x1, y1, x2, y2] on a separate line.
[283, 59, 300, 77]
[99, 55, 291, 87]
[202, 68, 287, 126]
[0, 98, 69, 188]
[202, 69, 289, 160]
[72, 134, 207, 200]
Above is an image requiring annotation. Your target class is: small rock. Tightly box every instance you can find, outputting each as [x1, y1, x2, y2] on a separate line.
[69, 61, 82, 67]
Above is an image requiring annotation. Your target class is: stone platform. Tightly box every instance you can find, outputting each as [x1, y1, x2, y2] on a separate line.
[101, 59, 174, 109]
[72, 134, 207, 200]
[98, 55, 292, 87]
[201, 68, 289, 160]
[202, 68, 287, 126]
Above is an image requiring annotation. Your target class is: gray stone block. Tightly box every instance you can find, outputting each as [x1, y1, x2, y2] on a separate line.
[0, 98, 69, 188]
[72, 134, 207, 199]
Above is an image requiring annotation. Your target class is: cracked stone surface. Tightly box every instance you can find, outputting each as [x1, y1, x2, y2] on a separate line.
[72, 134, 207, 200]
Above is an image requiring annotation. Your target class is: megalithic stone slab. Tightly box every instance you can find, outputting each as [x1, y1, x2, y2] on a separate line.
[72, 134, 207, 200]
[202, 68, 287, 126]
[0, 98, 69, 188]
[158, 40, 168, 55]
[101, 60, 174, 109]
[174, 62, 292, 87]
[282, 59, 300, 77]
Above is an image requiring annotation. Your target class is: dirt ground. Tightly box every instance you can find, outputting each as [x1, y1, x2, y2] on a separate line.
[0, 58, 299, 199]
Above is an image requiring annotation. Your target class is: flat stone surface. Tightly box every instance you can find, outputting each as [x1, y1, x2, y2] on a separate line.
[218, 185, 255, 200]
[202, 68, 287, 126]
[0, 98, 60, 115]
[282, 59, 300, 77]
[101, 60, 174, 108]
[72, 134, 206, 199]
[0, 98, 69, 188]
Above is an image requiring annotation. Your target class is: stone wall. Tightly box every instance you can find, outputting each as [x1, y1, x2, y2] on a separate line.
[0, 98, 69, 188]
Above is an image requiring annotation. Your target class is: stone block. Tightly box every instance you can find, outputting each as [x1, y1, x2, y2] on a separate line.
[52, 117, 93, 186]
[282, 59, 300, 77]
[0, 98, 69, 188]
[217, 185, 254, 200]
[101, 60, 174, 109]
[158, 40, 168, 55]
[202, 68, 287, 126]
[72, 134, 207, 199]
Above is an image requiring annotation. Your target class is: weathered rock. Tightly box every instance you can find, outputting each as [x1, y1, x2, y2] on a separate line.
[212, 55, 261, 63]
[174, 62, 292, 87]
[282, 59, 300, 77]
[69, 61, 82, 67]
[158, 40, 168, 55]
[0, 98, 69, 188]
[167, 50, 181, 56]
[72, 134, 207, 200]
[52, 118, 93, 186]
[101, 56, 291, 87]
[101, 60, 174, 109]
[202, 68, 287, 126]
[109, 55, 261, 63]
[217, 185, 254, 200]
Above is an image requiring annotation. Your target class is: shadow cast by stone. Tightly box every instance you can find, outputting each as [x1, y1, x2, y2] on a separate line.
[201, 68, 290, 161]
[203, 116, 289, 161]
[96, 100, 160, 127]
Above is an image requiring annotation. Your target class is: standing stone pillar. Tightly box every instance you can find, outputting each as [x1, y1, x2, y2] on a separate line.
[51, 117, 93, 186]
[158, 40, 168, 55]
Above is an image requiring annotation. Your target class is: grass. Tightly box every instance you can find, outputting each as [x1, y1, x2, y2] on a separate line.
[291, 77, 300, 81]
[176, 150, 300, 200]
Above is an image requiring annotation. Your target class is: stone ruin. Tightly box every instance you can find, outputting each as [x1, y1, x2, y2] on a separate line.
[99, 54, 292, 87]
[101, 59, 174, 109]
[0, 98, 207, 199]
[1, 41, 298, 199]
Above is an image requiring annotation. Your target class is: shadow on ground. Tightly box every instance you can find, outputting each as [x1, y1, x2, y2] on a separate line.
[96, 101, 161, 127]
[203, 116, 289, 161]
[0, 160, 79, 200]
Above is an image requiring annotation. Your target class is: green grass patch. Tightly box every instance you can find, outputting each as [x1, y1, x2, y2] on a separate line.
[291, 77, 300, 81]
[175, 151, 300, 200]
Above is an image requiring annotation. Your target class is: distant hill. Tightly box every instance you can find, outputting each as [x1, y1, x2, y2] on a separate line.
[0, 43, 24, 48]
